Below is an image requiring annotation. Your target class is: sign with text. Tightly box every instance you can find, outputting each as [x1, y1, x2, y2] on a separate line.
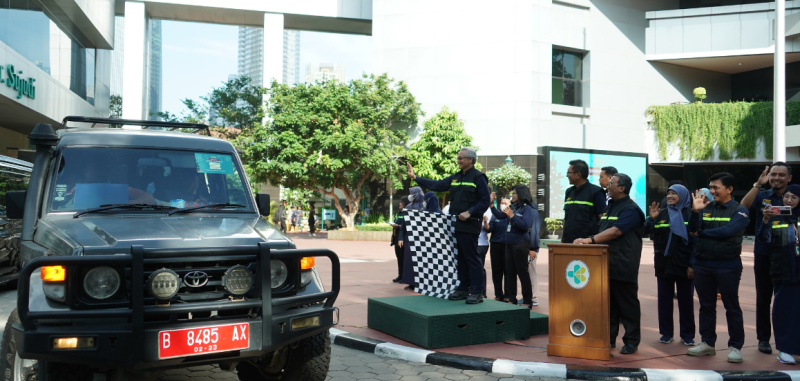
[0, 64, 36, 100]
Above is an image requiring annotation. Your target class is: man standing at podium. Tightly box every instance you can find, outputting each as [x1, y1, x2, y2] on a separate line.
[574, 173, 644, 355]
[407, 147, 491, 304]
[687, 173, 749, 363]
[562, 159, 606, 243]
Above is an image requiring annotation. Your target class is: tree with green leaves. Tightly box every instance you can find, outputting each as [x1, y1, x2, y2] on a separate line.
[109, 95, 122, 119]
[155, 99, 209, 124]
[405, 106, 480, 203]
[206, 76, 266, 131]
[486, 161, 532, 197]
[237, 74, 422, 229]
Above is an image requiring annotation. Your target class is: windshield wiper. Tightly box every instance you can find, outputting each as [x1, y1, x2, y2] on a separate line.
[73, 204, 177, 218]
[168, 203, 246, 216]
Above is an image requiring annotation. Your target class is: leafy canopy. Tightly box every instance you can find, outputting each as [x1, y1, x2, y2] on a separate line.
[486, 162, 532, 197]
[406, 106, 480, 181]
[237, 74, 422, 227]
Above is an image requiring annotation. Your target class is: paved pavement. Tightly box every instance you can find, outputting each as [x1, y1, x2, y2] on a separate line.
[293, 232, 800, 372]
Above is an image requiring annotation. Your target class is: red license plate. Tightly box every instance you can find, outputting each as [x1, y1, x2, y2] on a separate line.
[158, 323, 250, 359]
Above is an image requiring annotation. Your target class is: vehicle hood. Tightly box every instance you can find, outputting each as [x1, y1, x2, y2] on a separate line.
[47, 215, 292, 253]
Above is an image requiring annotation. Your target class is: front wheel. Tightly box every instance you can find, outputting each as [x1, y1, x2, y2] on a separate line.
[236, 330, 331, 381]
[1, 308, 94, 381]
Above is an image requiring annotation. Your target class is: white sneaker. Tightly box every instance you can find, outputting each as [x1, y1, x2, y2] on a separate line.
[687, 342, 716, 356]
[531, 300, 538, 306]
[727, 347, 743, 363]
[778, 352, 797, 365]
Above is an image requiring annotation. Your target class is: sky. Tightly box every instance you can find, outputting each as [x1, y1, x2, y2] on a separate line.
[161, 21, 372, 116]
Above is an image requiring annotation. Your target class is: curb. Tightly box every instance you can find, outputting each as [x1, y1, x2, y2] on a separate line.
[329, 329, 800, 380]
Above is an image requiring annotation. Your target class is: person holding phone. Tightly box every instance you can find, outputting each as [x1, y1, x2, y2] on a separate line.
[740, 162, 793, 355]
[757, 183, 800, 365]
[489, 186, 536, 309]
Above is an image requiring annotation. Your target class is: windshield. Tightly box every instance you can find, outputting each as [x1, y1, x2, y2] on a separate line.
[49, 147, 253, 213]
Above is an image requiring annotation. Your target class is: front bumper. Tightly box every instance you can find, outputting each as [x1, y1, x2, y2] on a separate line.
[12, 243, 340, 370]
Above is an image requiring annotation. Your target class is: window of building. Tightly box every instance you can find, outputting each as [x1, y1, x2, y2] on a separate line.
[552, 48, 583, 107]
[0, 0, 96, 105]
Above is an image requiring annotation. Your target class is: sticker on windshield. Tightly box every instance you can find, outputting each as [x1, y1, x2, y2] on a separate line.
[194, 153, 235, 175]
[54, 184, 67, 201]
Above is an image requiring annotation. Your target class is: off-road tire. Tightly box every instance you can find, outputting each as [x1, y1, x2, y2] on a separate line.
[0, 308, 93, 381]
[236, 330, 331, 381]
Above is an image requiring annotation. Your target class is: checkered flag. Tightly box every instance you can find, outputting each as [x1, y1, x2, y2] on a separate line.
[405, 210, 460, 298]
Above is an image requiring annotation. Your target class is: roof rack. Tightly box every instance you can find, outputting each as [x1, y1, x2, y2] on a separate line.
[60, 116, 211, 136]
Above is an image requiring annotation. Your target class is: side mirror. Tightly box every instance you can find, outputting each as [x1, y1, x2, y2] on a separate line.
[255, 193, 270, 217]
[5, 191, 26, 219]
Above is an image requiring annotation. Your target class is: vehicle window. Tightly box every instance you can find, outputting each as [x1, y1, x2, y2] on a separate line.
[49, 147, 253, 212]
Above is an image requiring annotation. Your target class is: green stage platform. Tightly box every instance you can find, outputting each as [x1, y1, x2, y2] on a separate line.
[368, 295, 544, 349]
[529, 311, 549, 336]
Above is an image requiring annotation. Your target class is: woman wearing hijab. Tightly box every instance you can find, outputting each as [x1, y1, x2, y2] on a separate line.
[645, 184, 697, 346]
[489, 185, 536, 308]
[423, 191, 442, 213]
[758, 183, 800, 365]
[398, 187, 426, 291]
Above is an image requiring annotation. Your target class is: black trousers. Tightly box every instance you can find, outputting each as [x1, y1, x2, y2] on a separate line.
[454, 232, 484, 295]
[610, 279, 641, 347]
[309, 219, 316, 234]
[478, 245, 489, 295]
[656, 276, 696, 341]
[393, 244, 404, 279]
[278, 220, 287, 234]
[504, 241, 533, 305]
[694, 264, 745, 349]
[754, 254, 773, 342]
[489, 242, 506, 299]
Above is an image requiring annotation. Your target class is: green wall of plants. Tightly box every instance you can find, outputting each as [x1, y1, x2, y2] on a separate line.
[648, 101, 800, 161]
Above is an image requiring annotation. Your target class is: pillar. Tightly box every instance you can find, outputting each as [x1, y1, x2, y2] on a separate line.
[122, 1, 146, 121]
[774, 0, 786, 161]
[262, 13, 284, 88]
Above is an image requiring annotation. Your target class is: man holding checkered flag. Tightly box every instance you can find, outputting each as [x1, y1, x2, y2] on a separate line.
[407, 147, 491, 304]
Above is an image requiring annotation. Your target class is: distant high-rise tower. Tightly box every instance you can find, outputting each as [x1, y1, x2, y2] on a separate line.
[305, 63, 346, 83]
[110, 16, 125, 97]
[237, 27, 263, 86]
[283, 31, 300, 85]
[238, 27, 300, 86]
[148, 19, 163, 120]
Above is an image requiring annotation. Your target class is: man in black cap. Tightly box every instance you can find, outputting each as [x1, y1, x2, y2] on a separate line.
[407, 147, 491, 304]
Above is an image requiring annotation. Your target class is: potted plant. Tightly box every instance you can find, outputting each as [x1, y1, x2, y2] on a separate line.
[544, 217, 563, 240]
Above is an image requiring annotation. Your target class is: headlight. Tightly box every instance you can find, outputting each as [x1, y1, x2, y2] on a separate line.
[270, 259, 288, 289]
[83, 266, 121, 300]
[222, 265, 254, 296]
[146, 268, 180, 301]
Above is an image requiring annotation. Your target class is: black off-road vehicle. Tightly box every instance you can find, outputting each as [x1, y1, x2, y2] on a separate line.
[0, 117, 340, 381]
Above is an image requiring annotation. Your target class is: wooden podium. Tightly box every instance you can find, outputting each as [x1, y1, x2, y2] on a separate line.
[546, 243, 610, 360]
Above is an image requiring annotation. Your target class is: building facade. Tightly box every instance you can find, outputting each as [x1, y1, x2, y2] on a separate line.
[0, 0, 113, 158]
[372, 0, 800, 211]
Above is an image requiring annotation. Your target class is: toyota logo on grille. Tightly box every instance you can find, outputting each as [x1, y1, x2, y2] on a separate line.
[183, 271, 209, 288]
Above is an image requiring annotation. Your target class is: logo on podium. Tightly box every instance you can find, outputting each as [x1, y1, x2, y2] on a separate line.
[565, 260, 589, 289]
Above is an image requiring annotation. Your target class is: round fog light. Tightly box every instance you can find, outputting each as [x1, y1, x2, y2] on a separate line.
[146, 268, 180, 301]
[270, 260, 288, 289]
[83, 266, 121, 300]
[222, 265, 254, 296]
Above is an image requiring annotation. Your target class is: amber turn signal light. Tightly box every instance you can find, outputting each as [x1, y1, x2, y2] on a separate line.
[300, 257, 315, 270]
[41, 266, 66, 282]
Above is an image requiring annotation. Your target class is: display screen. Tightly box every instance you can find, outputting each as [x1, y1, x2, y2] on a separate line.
[548, 150, 647, 219]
